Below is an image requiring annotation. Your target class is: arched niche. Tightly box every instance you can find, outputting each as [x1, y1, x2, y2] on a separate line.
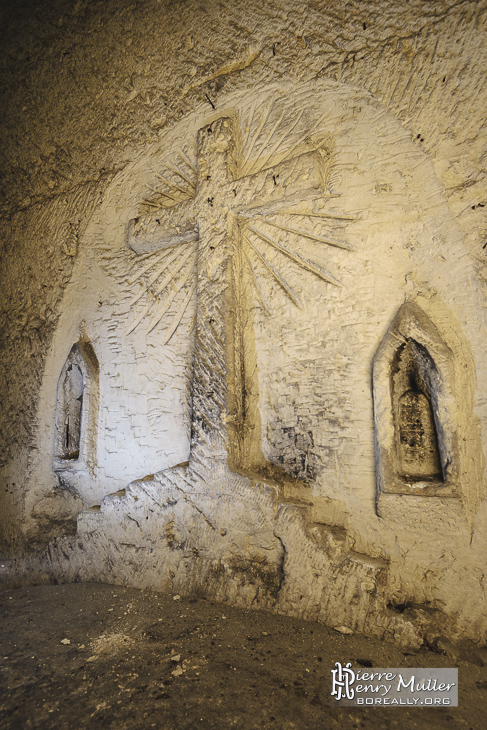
[53, 339, 99, 473]
[373, 302, 459, 499]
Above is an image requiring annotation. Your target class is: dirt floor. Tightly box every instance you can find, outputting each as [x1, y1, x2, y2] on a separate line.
[0, 582, 486, 730]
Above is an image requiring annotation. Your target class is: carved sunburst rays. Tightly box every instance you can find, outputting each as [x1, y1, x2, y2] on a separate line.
[241, 209, 356, 310]
[121, 147, 199, 343]
[235, 95, 355, 307]
[124, 209, 354, 341]
[125, 240, 198, 342]
[141, 147, 197, 213]
[124, 98, 356, 338]
[239, 94, 328, 178]
[126, 206, 353, 339]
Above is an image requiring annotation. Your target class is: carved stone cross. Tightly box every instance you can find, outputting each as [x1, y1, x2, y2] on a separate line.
[128, 116, 327, 470]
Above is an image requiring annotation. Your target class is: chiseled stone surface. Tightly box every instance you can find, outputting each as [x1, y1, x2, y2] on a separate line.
[1, 1, 487, 647]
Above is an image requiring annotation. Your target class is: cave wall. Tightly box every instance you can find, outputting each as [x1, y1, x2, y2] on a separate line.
[1, 0, 487, 645]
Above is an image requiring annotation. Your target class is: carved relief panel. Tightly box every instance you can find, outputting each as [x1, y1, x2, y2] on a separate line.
[41, 79, 485, 519]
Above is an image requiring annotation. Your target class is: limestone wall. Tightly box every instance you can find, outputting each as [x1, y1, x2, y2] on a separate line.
[1, 0, 487, 645]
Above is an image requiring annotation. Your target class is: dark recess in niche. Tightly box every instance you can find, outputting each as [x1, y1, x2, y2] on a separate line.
[61, 362, 83, 460]
[391, 339, 443, 482]
[54, 339, 99, 470]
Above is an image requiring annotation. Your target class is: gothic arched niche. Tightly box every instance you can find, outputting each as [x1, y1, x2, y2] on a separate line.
[372, 302, 461, 500]
[54, 339, 99, 472]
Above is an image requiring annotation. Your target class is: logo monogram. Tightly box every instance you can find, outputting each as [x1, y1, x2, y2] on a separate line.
[331, 662, 356, 701]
